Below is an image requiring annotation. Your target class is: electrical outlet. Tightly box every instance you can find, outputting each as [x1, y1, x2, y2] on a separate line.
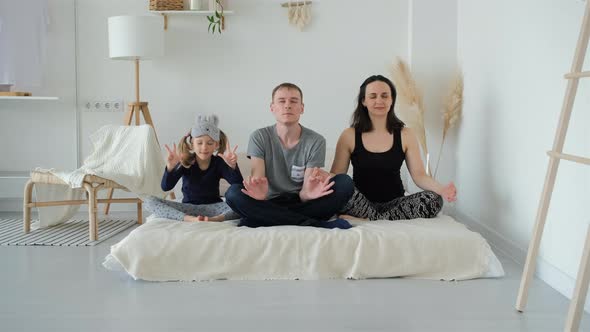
[84, 100, 125, 112]
[112, 100, 124, 111]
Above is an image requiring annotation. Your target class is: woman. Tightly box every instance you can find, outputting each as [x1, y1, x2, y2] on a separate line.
[330, 75, 456, 221]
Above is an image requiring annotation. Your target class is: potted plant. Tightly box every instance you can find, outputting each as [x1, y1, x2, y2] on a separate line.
[207, 0, 224, 34]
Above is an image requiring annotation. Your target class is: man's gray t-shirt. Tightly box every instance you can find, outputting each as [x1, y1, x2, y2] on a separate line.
[247, 124, 326, 199]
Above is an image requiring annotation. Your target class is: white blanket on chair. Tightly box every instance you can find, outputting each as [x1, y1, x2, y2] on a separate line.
[103, 215, 504, 281]
[34, 125, 166, 228]
[32, 181, 85, 229]
[56, 124, 165, 196]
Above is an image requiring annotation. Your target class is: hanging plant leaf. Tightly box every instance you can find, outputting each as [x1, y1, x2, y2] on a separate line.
[206, 0, 224, 34]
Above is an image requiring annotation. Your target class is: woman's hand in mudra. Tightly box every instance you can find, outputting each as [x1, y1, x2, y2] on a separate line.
[439, 182, 457, 202]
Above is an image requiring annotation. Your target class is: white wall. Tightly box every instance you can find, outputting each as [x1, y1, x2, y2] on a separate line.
[76, 0, 409, 160]
[0, 0, 78, 191]
[456, 0, 590, 307]
[408, 0, 458, 184]
[0, 0, 78, 212]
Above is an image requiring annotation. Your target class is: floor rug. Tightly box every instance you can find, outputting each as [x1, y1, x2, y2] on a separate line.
[0, 218, 136, 246]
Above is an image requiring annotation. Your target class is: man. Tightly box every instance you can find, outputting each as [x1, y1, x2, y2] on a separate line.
[225, 83, 354, 229]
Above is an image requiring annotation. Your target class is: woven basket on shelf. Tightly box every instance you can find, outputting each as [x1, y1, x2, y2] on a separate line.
[149, 0, 184, 10]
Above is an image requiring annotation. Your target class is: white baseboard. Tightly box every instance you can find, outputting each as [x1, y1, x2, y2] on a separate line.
[450, 207, 589, 313]
[0, 198, 22, 212]
[449, 208, 526, 264]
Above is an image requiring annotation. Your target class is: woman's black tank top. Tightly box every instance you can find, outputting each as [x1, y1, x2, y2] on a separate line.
[350, 128, 405, 202]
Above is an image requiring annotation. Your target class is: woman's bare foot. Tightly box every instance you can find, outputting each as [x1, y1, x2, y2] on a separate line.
[339, 214, 369, 221]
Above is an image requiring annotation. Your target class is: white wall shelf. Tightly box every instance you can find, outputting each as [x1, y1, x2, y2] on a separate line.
[0, 96, 59, 100]
[150, 10, 234, 15]
[149, 10, 234, 30]
[0, 171, 30, 179]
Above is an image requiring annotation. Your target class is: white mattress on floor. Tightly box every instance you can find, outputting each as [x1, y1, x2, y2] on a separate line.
[103, 214, 504, 281]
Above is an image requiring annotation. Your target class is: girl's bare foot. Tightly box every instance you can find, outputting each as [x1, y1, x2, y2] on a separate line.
[184, 215, 209, 222]
[207, 214, 225, 222]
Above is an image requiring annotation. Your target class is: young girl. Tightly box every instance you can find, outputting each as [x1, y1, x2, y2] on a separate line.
[144, 114, 243, 222]
[330, 75, 457, 221]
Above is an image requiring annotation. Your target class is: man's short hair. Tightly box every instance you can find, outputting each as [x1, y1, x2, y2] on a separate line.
[271, 82, 303, 102]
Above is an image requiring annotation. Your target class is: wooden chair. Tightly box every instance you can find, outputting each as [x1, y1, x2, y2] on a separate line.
[23, 171, 143, 241]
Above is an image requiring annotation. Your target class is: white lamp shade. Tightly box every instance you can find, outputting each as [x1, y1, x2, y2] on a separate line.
[108, 15, 164, 60]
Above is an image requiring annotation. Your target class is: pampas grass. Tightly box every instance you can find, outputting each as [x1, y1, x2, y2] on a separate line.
[434, 71, 464, 179]
[390, 58, 431, 174]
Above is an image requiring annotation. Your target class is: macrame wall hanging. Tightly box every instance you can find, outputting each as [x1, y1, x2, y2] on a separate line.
[281, 1, 312, 31]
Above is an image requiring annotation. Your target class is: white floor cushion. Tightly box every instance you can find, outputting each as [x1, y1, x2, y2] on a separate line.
[103, 214, 504, 281]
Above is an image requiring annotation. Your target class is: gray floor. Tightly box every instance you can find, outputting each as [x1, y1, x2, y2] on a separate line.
[0, 212, 588, 332]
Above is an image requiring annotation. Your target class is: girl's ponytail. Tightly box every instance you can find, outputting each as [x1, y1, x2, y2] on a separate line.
[178, 135, 196, 168]
[217, 130, 227, 155]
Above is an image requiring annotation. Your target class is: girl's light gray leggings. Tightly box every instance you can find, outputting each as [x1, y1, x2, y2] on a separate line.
[144, 196, 240, 221]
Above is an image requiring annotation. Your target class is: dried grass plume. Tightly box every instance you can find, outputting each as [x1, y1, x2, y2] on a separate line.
[390, 58, 429, 168]
[434, 71, 464, 178]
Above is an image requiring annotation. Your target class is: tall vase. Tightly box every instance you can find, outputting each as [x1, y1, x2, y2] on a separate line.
[208, 0, 226, 11]
[190, 0, 201, 10]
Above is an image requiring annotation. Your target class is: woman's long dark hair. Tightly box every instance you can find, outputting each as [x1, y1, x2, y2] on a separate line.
[351, 75, 405, 133]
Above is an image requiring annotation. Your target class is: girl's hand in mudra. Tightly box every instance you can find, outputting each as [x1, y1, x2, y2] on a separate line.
[219, 140, 239, 169]
[164, 143, 181, 171]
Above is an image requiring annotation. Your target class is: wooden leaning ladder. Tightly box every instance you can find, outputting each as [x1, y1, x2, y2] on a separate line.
[516, 2, 590, 331]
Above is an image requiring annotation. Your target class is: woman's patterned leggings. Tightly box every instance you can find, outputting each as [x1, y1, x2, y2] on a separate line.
[340, 188, 443, 221]
[144, 196, 240, 221]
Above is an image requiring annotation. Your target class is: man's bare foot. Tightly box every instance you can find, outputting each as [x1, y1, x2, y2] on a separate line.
[339, 214, 368, 221]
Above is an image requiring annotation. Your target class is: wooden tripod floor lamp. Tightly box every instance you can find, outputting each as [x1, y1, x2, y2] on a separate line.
[108, 15, 163, 139]
[106, 15, 174, 213]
